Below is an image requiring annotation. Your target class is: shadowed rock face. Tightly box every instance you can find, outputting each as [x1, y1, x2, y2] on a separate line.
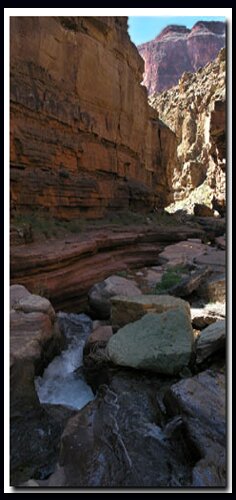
[138, 21, 225, 94]
[164, 368, 226, 487]
[10, 16, 178, 220]
[48, 372, 198, 488]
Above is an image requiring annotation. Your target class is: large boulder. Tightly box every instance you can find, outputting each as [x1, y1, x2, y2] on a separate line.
[14, 294, 55, 321]
[48, 371, 195, 487]
[111, 294, 190, 330]
[10, 287, 62, 415]
[10, 285, 65, 485]
[164, 369, 226, 487]
[88, 275, 142, 319]
[196, 320, 226, 364]
[107, 310, 194, 375]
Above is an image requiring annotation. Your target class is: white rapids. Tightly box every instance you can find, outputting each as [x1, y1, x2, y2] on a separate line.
[35, 312, 94, 410]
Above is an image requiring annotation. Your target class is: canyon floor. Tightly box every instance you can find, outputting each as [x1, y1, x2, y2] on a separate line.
[10, 211, 226, 489]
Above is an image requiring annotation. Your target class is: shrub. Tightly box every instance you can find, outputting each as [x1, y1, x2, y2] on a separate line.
[154, 265, 188, 294]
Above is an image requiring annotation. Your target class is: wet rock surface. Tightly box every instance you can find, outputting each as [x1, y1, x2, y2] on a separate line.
[48, 371, 198, 487]
[10, 406, 75, 486]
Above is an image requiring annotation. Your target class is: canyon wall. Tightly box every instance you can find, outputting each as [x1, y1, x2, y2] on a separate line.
[10, 16, 177, 220]
[150, 48, 226, 212]
[138, 21, 225, 95]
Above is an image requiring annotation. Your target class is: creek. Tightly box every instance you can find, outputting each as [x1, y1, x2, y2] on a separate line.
[35, 312, 94, 410]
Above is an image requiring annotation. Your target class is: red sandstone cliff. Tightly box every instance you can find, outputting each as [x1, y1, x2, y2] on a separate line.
[10, 16, 177, 220]
[138, 21, 225, 95]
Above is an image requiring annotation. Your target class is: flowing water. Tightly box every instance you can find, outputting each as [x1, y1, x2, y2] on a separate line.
[35, 312, 94, 410]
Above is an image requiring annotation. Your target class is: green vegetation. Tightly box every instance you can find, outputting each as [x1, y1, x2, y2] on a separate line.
[166, 264, 189, 274]
[155, 265, 188, 294]
[115, 270, 129, 278]
[11, 208, 191, 241]
[12, 212, 85, 238]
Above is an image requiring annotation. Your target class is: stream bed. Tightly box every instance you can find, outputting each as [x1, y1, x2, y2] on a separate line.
[35, 312, 95, 410]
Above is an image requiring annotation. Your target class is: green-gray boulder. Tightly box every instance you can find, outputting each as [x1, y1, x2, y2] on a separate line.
[107, 309, 194, 375]
[111, 294, 190, 330]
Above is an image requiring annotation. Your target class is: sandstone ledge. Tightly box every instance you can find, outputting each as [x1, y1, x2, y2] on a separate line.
[11, 225, 204, 311]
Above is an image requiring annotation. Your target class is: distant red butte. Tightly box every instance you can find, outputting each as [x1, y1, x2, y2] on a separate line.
[138, 21, 225, 95]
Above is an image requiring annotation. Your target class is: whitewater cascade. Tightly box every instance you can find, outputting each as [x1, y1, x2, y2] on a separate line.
[35, 312, 94, 410]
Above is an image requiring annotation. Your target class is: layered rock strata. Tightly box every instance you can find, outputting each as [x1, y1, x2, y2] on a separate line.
[10, 16, 178, 219]
[138, 21, 225, 94]
[10, 225, 205, 311]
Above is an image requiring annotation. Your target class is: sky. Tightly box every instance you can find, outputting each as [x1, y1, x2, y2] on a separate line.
[128, 16, 226, 46]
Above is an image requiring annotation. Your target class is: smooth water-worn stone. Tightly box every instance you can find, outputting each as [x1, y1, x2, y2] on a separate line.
[14, 294, 55, 321]
[107, 310, 194, 375]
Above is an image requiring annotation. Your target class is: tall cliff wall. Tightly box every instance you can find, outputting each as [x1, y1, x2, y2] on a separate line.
[10, 16, 177, 220]
[150, 48, 226, 212]
[138, 21, 225, 95]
